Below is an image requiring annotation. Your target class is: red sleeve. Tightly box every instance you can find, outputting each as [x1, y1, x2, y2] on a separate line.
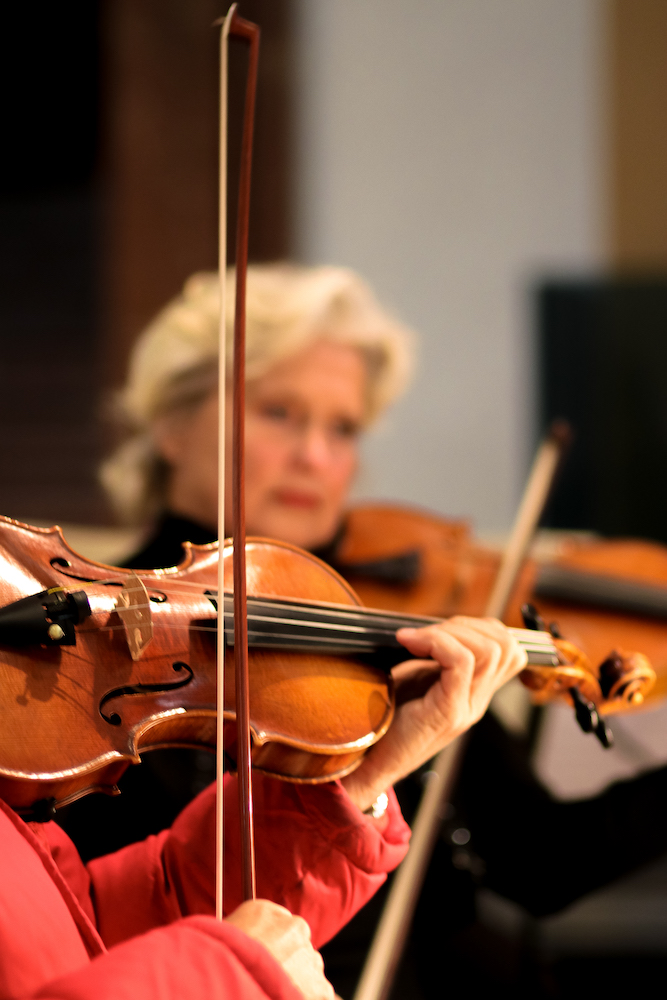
[89, 774, 410, 950]
[31, 916, 302, 1000]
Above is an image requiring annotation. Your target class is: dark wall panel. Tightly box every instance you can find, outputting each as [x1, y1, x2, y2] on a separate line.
[0, 3, 106, 524]
[0, 0, 292, 525]
[540, 280, 667, 544]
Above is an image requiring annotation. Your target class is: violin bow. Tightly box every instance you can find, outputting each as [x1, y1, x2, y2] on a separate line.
[353, 422, 571, 1000]
[216, 3, 261, 916]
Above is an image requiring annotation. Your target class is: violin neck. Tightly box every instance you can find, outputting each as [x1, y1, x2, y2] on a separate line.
[221, 595, 559, 669]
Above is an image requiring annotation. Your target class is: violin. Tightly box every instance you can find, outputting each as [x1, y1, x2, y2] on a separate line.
[333, 502, 667, 712]
[0, 515, 654, 814]
[505, 536, 667, 709]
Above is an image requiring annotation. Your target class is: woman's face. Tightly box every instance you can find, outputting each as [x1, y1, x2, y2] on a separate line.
[158, 340, 367, 550]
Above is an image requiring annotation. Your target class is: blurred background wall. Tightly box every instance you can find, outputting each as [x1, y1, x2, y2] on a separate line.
[293, 0, 605, 531]
[1, 0, 666, 535]
[0, 3, 104, 522]
[0, 0, 293, 524]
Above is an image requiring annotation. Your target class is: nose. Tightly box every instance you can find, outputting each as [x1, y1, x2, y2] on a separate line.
[292, 422, 332, 470]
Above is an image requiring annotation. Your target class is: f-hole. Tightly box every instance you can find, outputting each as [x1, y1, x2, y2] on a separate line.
[99, 661, 195, 726]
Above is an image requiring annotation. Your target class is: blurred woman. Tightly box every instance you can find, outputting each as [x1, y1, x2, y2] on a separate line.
[101, 263, 413, 565]
[81, 264, 667, 998]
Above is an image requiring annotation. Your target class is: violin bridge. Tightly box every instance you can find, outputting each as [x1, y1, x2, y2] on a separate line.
[115, 573, 153, 660]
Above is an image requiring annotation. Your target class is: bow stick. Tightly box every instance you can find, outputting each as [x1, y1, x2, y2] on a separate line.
[216, 4, 261, 916]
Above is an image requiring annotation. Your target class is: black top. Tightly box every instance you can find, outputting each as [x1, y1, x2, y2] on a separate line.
[123, 513, 217, 570]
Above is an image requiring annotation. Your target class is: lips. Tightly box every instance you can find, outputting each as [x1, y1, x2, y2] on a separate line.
[273, 489, 322, 510]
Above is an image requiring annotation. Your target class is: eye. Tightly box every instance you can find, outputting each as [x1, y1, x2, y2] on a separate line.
[261, 403, 290, 421]
[332, 418, 360, 440]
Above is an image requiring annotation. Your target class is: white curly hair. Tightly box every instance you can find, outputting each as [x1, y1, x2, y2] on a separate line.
[101, 263, 415, 525]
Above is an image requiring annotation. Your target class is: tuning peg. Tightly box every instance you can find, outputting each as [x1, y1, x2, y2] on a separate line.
[521, 603, 547, 632]
[594, 717, 614, 749]
[569, 686, 614, 749]
[569, 685, 599, 734]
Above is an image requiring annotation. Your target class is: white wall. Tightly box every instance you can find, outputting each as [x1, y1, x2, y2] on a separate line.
[293, 0, 606, 531]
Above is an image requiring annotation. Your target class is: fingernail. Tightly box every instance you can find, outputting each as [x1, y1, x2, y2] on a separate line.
[396, 627, 417, 637]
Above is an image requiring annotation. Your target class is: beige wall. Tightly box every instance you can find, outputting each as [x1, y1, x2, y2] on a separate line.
[102, 0, 667, 529]
[293, 0, 606, 531]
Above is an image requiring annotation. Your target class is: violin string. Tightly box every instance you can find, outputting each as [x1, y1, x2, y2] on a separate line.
[76, 594, 559, 661]
[74, 580, 556, 643]
[79, 621, 558, 663]
[80, 580, 493, 632]
[47, 571, 558, 659]
[79, 593, 550, 639]
[82, 616, 555, 644]
[73, 580, 557, 637]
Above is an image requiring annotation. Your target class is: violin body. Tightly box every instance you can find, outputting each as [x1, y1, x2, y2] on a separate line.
[0, 517, 393, 811]
[0, 517, 218, 810]
[335, 503, 495, 618]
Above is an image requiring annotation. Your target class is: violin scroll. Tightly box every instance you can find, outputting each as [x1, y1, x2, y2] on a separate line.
[518, 601, 656, 747]
[597, 649, 655, 708]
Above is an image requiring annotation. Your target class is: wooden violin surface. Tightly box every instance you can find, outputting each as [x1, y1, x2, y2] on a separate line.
[221, 538, 394, 783]
[336, 503, 498, 617]
[0, 517, 393, 811]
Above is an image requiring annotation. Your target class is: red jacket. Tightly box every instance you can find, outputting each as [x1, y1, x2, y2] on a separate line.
[0, 774, 409, 1000]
